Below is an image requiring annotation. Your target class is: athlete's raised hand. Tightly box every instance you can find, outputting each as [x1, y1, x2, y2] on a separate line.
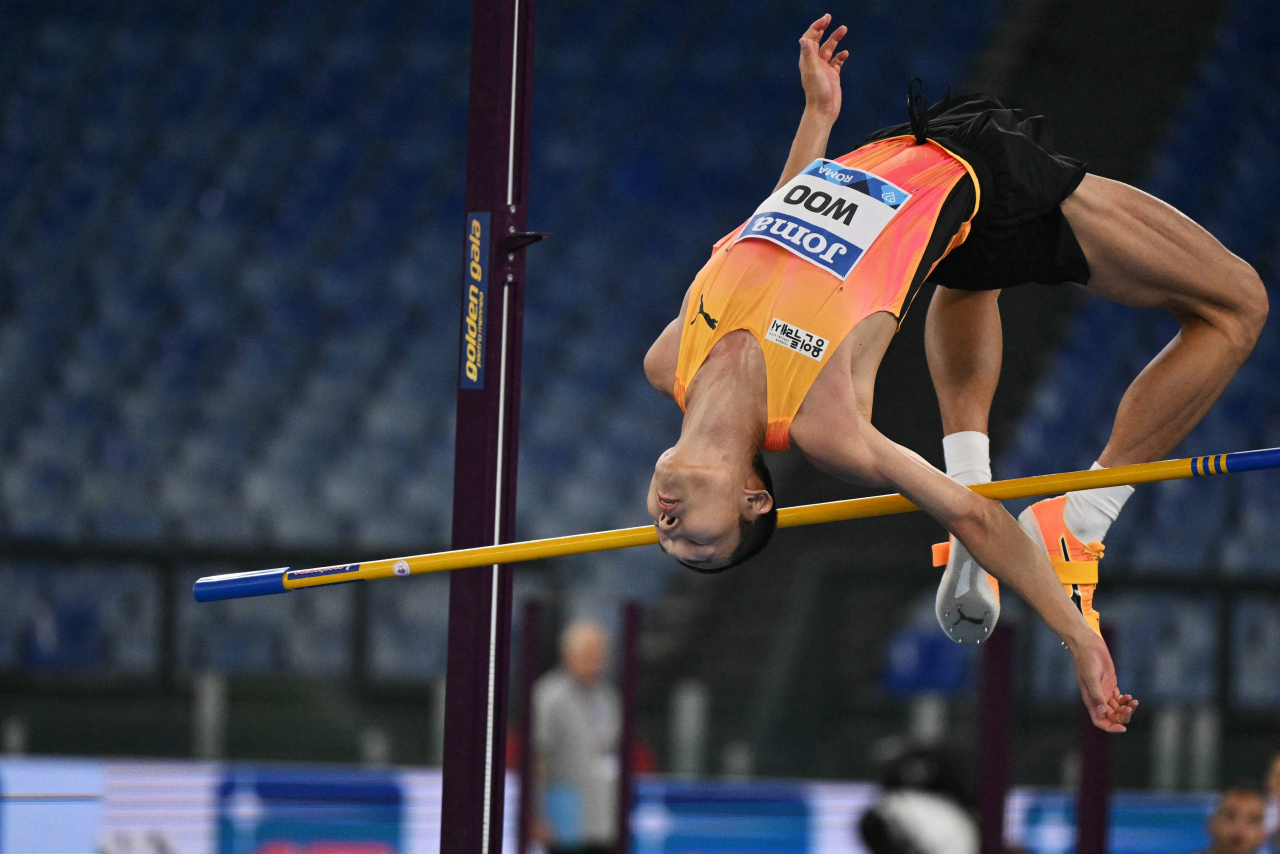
[772, 14, 848, 189]
[798, 14, 849, 124]
[1072, 630, 1139, 733]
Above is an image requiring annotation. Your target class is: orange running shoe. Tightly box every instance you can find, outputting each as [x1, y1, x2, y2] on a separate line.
[932, 538, 1001, 645]
[1016, 495, 1105, 636]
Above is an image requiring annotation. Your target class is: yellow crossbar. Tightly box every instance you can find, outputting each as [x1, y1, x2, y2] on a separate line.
[192, 451, 1264, 602]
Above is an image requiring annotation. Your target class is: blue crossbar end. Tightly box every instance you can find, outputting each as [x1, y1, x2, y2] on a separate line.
[1224, 447, 1280, 474]
[193, 567, 289, 602]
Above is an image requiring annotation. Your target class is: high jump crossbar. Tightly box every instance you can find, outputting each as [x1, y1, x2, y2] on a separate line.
[192, 447, 1280, 603]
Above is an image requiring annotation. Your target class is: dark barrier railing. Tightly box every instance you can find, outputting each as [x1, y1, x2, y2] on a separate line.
[0, 536, 449, 689]
[2, 536, 1279, 699]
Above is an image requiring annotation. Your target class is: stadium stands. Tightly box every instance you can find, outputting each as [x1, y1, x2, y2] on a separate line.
[0, 0, 1007, 678]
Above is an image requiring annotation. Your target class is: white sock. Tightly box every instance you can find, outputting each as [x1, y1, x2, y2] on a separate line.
[1063, 461, 1133, 544]
[942, 431, 991, 487]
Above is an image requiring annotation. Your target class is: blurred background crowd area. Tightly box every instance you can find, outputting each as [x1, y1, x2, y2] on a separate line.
[0, 0, 1277, 792]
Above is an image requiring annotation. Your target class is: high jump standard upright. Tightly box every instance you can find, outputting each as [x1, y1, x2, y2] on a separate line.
[442, 0, 540, 851]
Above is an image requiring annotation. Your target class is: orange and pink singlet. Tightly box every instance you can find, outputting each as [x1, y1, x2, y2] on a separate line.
[674, 137, 981, 451]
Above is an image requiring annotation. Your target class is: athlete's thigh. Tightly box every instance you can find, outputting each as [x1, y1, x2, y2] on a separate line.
[1061, 173, 1255, 316]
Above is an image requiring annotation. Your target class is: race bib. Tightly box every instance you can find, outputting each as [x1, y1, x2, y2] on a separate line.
[734, 159, 911, 279]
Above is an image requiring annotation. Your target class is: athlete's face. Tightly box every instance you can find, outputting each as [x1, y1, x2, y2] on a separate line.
[647, 448, 746, 569]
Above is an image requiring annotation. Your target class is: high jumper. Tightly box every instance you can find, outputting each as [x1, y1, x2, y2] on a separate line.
[190, 14, 1273, 735]
[642, 15, 1265, 731]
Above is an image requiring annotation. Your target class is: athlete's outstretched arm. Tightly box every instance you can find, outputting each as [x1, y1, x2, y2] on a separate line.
[773, 14, 849, 192]
[791, 412, 1138, 732]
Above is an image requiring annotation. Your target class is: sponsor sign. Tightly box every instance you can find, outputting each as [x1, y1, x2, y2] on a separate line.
[735, 159, 910, 279]
[460, 212, 490, 389]
[0, 758, 1224, 854]
[764, 318, 828, 361]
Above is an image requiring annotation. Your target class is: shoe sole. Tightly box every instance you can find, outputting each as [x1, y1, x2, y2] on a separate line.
[934, 538, 1000, 645]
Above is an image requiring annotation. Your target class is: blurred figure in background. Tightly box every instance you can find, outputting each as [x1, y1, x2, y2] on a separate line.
[1264, 752, 1280, 852]
[1195, 789, 1267, 854]
[533, 621, 621, 854]
[858, 742, 977, 854]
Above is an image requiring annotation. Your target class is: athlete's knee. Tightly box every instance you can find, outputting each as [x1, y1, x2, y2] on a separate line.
[1233, 261, 1269, 345]
[1178, 256, 1268, 360]
[1216, 258, 1268, 359]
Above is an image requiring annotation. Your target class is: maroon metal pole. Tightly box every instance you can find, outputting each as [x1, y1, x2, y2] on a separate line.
[1076, 626, 1115, 854]
[617, 601, 641, 854]
[517, 601, 541, 854]
[978, 626, 1016, 854]
[440, 0, 539, 852]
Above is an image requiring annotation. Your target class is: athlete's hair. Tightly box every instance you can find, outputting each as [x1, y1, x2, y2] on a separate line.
[680, 451, 777, 574]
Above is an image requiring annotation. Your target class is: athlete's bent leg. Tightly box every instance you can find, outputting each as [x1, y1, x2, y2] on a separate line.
[1062, 174, 1269, 467]
[925, 286, 1003, 436]
[1005, 175, 1270, 638]
[928, 174, 1269, 641]
[926, 287, 1006, 642]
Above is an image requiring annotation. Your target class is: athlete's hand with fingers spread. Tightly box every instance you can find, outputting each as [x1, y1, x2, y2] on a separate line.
[798, 14, 849, 124]
[1071, 630, 1139, 733]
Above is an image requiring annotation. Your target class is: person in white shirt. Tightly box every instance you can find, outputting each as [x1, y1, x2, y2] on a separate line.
[533, 621, 621, 854]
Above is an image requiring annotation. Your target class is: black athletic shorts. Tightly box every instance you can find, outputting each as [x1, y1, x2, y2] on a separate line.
[861, 93, 1091, 291]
